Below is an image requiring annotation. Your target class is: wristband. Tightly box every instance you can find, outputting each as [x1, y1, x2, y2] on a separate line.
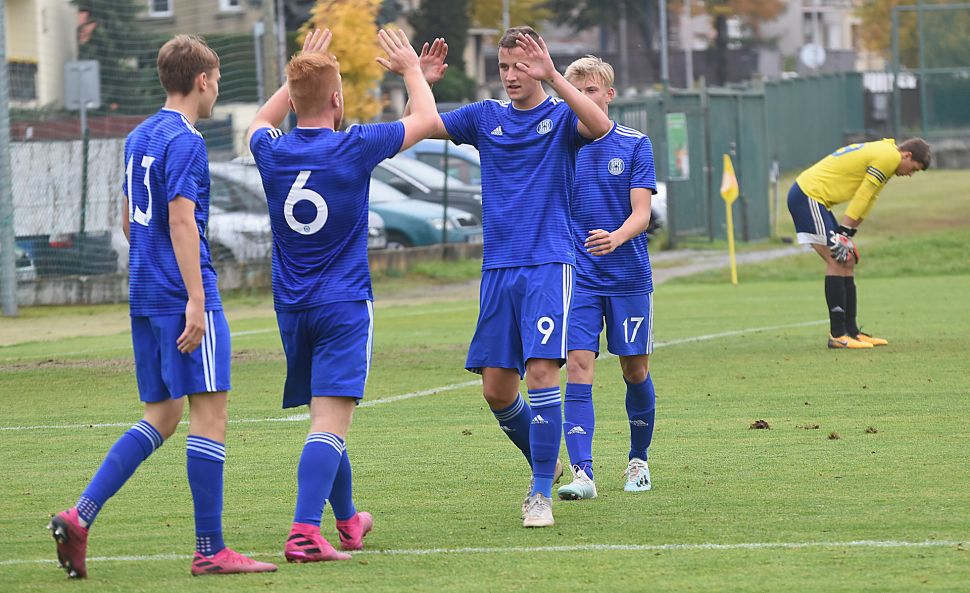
[838, 224, 857, 237]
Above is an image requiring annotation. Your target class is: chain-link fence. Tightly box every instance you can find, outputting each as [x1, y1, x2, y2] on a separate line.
[892, 3, 970, 137]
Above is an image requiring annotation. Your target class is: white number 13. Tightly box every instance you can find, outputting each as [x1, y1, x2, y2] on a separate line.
[623, 316, 644, 343]
[126, 155, 155, 227]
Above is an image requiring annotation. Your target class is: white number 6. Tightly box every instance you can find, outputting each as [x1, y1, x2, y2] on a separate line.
[285, 170, 328, 235]
[537, 316, 555, 345]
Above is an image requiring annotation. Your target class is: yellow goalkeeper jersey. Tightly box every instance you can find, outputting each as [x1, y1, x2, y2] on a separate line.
[796, 138, 901, 221]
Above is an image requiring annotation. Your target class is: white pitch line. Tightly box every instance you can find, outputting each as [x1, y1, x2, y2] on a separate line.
[1, 539, 964, 567]
[0, 381, 483, 431]
[0, 320, 825, 432]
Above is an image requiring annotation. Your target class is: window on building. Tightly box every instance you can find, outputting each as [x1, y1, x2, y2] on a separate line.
[219, 0, 242, 11]
[148, 0, 172, 17]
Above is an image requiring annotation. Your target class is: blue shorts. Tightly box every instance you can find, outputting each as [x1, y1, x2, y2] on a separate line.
[131, 310, 232, 402]
[788, 182, 836, 246]
[466, 263, 574, 377]
[569, 292, 654, 357]
[277, 301, 374, 408]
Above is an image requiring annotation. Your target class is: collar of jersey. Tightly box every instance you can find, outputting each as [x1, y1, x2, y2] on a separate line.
[589, 121, 617, 143]
[510, 94, 550, 112]
[294, 126, 335, 131]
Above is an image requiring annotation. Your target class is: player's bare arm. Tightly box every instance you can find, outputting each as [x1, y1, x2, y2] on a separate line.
[122, 195, 130, 243]
[402, 37, 452, 141]
[375, 28, 439, 151]
[246, 28, 332, 143]
[169, 196, 205, 354]
[514, 34, 611, 139]
[585, 187, 653, 256]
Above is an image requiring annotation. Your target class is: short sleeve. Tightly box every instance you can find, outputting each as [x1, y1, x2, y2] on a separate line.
[164, 132, 206, 203]
[440, 102, 485, 148]
[631, 136, 658, 191]
[352, 121, 406, 171]
[250, 126, 283, 169]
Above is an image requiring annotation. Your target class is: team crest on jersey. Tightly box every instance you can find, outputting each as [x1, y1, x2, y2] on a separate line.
[536, 119, 554, 135]
[608, 158, 625, 175]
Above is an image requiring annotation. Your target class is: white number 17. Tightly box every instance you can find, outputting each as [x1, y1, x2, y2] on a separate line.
[623, 316, 644, 343]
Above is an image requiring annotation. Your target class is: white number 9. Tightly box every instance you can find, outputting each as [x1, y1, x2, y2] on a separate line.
[285, 170, 328, 235]
[537, 316, 555, 345]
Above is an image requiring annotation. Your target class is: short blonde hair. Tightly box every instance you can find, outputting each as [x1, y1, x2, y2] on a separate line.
[564, 55, 614, 90]
[286, 52, 341, 116]
[157, 35, 220, 95]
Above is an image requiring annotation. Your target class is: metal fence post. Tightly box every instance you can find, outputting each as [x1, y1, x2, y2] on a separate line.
[0, 0, 17, 316]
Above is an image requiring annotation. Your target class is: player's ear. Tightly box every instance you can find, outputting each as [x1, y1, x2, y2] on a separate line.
[196, 71, 207, 93]
[287, 98, 297, 115]
[606, 87, 615, 103]
[331, 91, 340, 109]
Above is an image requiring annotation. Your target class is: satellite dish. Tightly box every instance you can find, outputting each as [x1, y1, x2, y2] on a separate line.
[800, 43, 826, 69]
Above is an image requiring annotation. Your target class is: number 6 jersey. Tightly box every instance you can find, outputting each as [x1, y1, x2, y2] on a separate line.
[250, 123, 404, 312]
[123, 108, 221, 316]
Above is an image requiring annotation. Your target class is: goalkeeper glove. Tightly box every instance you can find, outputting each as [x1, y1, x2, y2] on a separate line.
[829, 225, 859, 264]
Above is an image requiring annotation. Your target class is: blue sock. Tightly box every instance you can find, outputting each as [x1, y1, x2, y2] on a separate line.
[626, 374, 657, 461]
[77, 420, 164, 527]
[528, 387, 562, 497]
[293, 432, 344, 527]
[328, 448, 357, 522]
[491, 393, 533, 468]
[186, 436, 226, 557]
[563, 383, 594, 480]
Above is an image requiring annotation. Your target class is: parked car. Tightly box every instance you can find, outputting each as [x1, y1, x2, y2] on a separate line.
[401, 139, 482, 186]
[207, 162, 388, 262]
[369, 178, 482, 249]
[372, 155, 483, 221]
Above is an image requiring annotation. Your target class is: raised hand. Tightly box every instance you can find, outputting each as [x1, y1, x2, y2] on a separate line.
[302, 28, 332, 56]
[514, 33, 556, 82]
[375, 28, 420, 76]
[419, 38, 449, 84]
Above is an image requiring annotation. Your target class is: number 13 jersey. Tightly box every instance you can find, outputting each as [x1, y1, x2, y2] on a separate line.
[123, 109, 221, 316]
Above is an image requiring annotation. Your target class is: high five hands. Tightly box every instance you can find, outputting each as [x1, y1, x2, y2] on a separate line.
[376, 29, 421, 76]
[514, 33, 556, 82]
[301, 28, 332, 56]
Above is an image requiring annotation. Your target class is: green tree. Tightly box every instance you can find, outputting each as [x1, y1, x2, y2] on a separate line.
[857, 0, 970, 68]
[469, 0, 551, 30]
[409, 0, 476, 102]
[74, 0, 163, 115]
[300, 0, 386, 122]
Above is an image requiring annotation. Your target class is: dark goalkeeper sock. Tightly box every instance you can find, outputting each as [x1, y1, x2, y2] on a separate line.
[844, 276, 859, 336]
[825, 275, 847, 336]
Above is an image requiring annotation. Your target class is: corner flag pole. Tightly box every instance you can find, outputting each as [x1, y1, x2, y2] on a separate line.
[720, 154, 739, 285]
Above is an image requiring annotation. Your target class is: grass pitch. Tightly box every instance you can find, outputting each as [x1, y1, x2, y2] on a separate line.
[1, 170, 969, 591]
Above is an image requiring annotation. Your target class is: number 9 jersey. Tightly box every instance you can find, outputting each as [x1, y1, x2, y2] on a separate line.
[250, 123, 404, 312]
[123, 109, 221, 316]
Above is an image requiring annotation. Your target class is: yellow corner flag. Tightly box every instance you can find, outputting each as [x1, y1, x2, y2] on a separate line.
[721, 154, 739, 284]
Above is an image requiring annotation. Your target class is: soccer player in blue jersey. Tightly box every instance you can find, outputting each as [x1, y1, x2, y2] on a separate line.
[47, 36, 277, 578]
[554, 57, 658, 501]
[414, 27, 612, 527]
[246, 28, 438, 560]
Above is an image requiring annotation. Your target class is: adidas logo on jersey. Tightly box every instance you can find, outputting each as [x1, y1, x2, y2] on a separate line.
[531, 415, 549, 425]
[630, 420, 650, 427]
[499, 425, 515, 433]
[566, 426, 587, 435]
[491, 126, 503, 136]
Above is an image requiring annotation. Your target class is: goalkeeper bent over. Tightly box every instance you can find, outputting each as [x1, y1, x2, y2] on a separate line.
[786, 137, 931, 349]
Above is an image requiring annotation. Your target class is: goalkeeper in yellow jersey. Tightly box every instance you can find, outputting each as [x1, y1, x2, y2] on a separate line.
[787, 137, 930, 349]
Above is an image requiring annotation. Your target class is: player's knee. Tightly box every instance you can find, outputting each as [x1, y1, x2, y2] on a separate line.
[620, 358, 649, 384]
[565, 357, 592, 380]
[482, 390, 517, 410]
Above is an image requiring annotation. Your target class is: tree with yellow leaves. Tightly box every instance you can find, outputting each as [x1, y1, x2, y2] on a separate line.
[469, 0, 551, 30]
[298, 0, 385, 123]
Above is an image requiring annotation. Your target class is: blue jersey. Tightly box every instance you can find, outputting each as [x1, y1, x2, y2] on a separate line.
[440, 96, 590, 270]
[250, 123, 405, 312]
[123, 109, 221, 316]
[571, 123, 657, 296]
